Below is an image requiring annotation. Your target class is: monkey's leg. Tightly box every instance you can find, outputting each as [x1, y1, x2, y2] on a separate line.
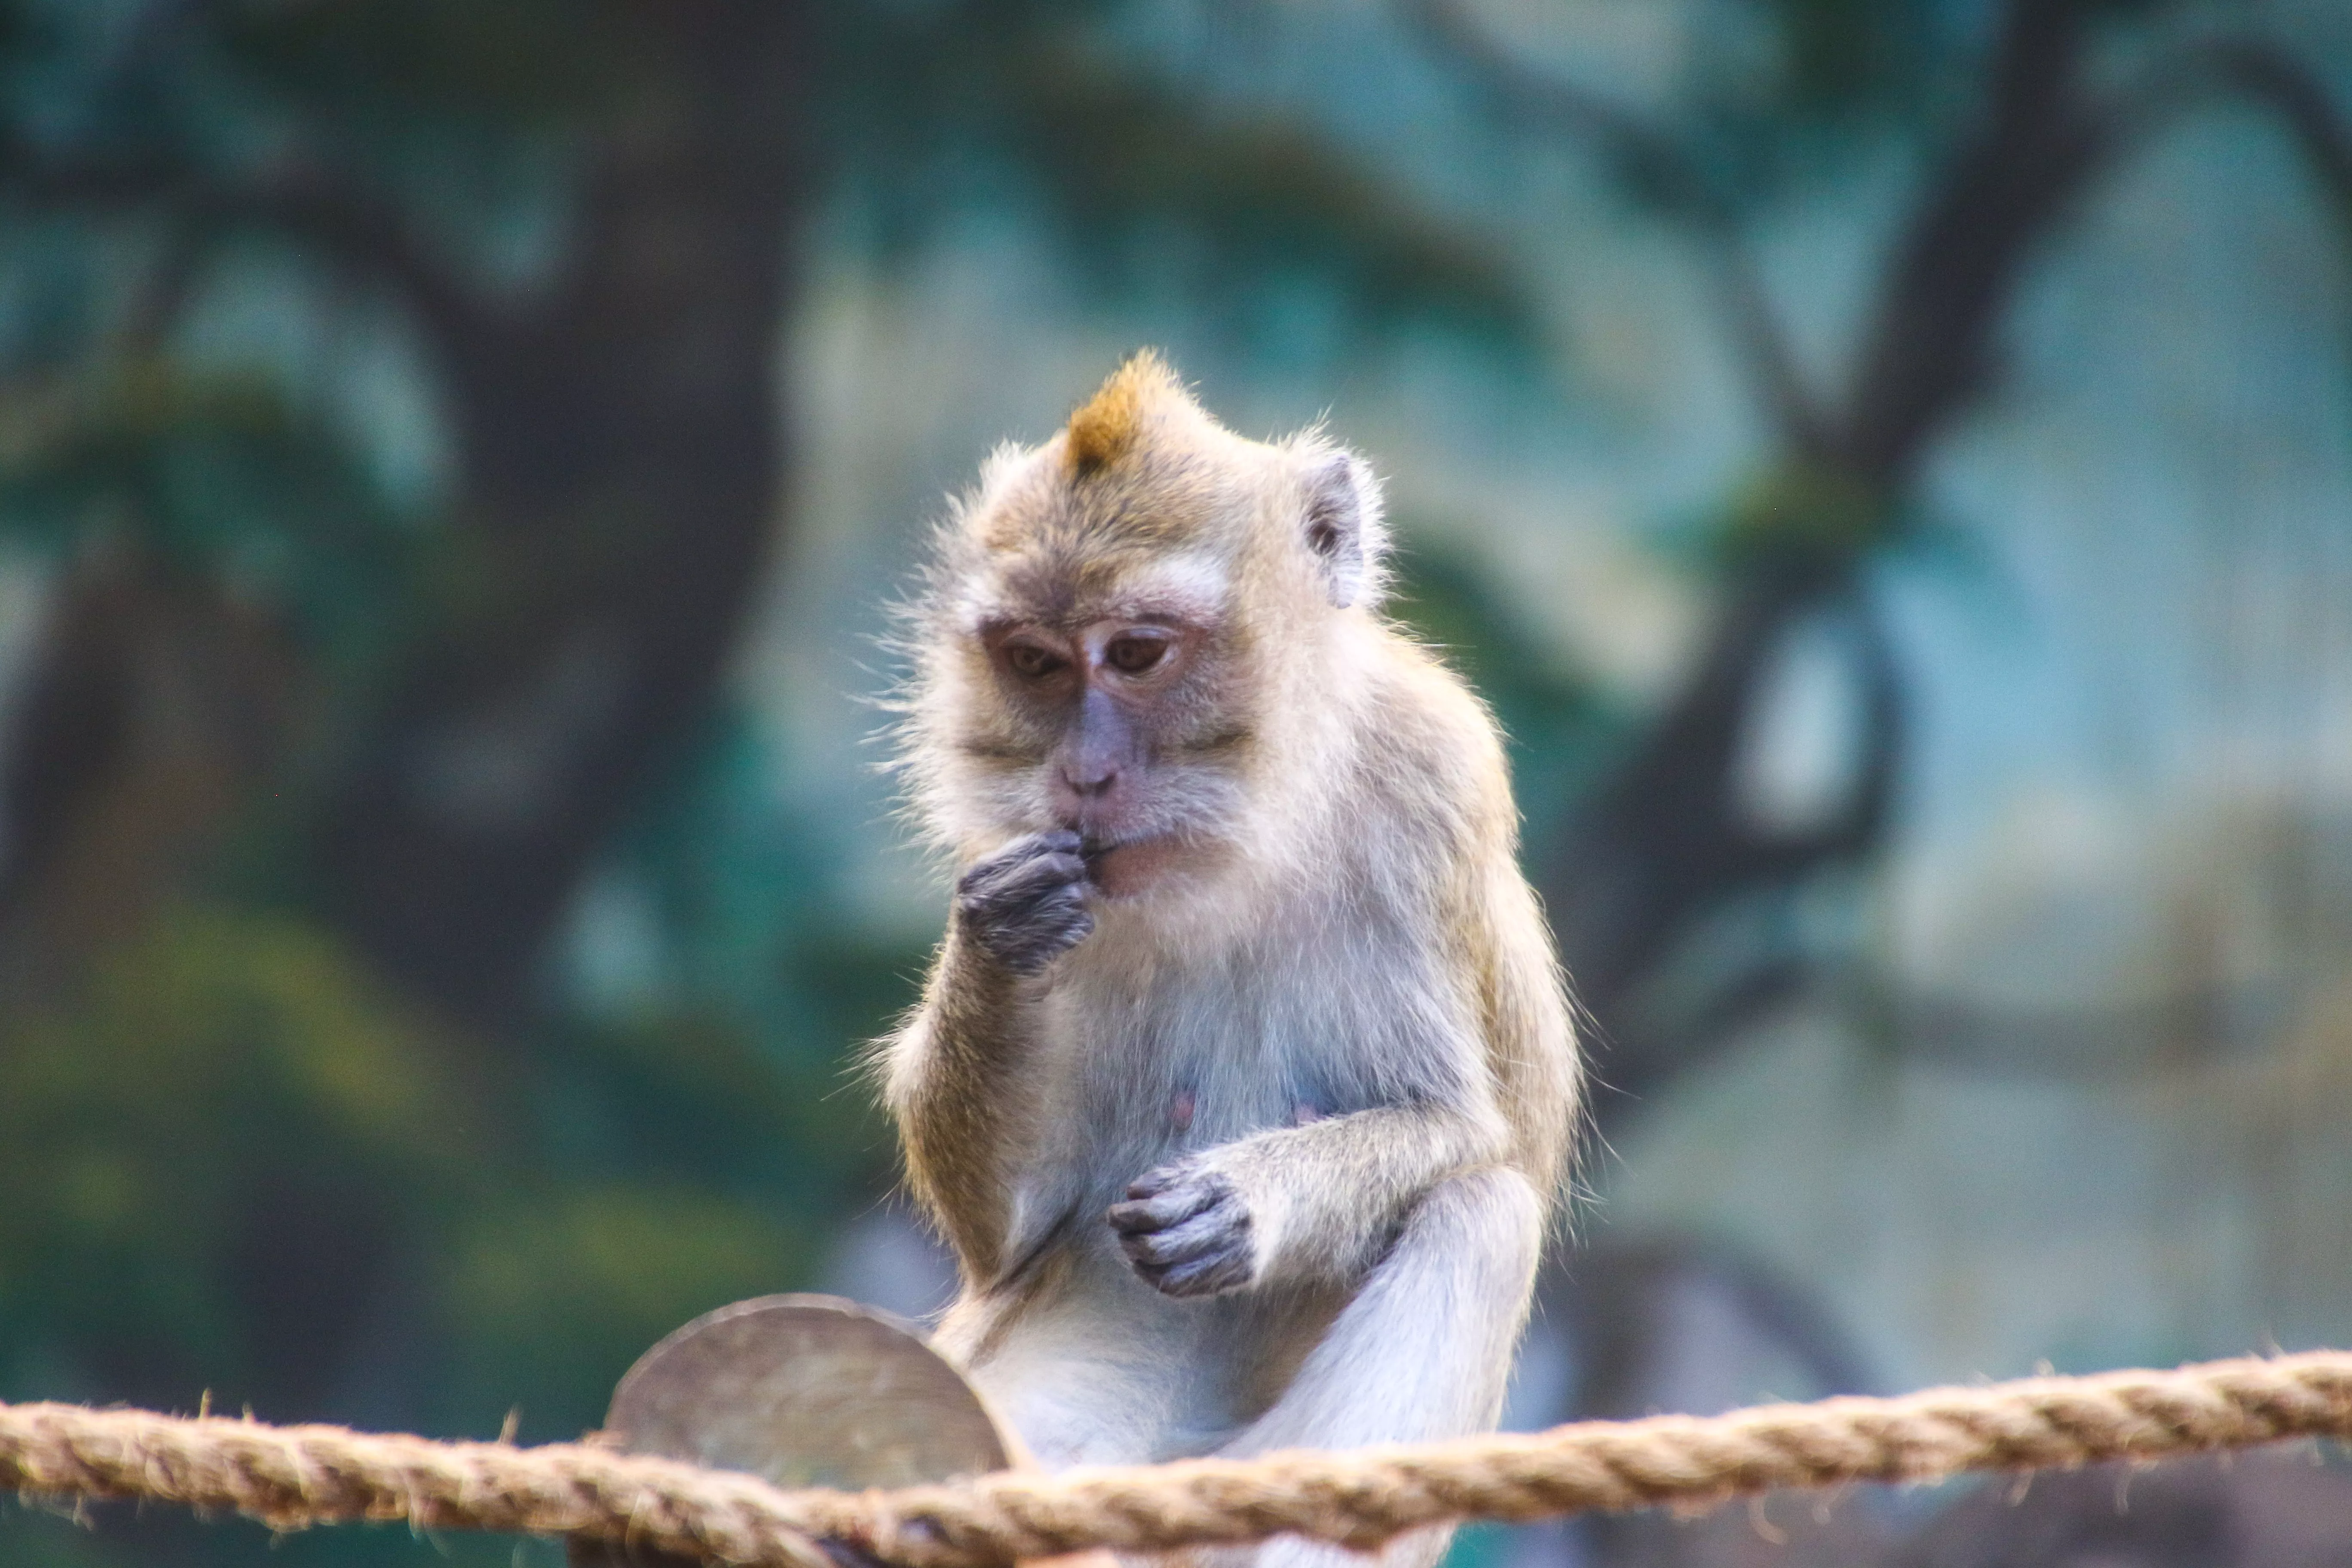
[1211, 1167, 1545, 1568]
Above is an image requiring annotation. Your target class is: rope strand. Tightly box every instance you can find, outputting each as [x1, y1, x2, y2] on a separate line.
[4, 1351, 2350, 1566]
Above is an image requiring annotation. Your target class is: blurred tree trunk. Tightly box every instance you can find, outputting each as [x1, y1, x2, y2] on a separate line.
[315, 1, 812, 1026]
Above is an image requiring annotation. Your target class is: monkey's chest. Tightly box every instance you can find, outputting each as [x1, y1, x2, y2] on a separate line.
[1023, 968, 1354, 1182]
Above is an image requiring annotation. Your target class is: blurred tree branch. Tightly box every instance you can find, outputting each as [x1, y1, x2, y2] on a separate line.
[1408, 0, 2352, 1118]
[0, 144, 490, 345]
[1397, 0, 1831, 453]
[2109, 35, 2352, 233]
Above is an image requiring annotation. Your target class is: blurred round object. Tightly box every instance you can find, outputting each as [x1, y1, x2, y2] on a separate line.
[604, 1292, 1010, 1488]
[572, 1293, 1013, 1567]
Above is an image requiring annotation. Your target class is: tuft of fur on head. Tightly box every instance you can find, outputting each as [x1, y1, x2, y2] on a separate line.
[1063, 349, 1185, 475]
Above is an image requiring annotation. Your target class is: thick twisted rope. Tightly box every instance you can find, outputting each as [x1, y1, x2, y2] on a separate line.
[6, 1351, 2352, 1565]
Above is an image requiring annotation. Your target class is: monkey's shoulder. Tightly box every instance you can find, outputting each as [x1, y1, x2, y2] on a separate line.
[1344, 629, 1519, 844]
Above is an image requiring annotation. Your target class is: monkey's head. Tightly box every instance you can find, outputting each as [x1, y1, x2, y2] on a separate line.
[900, 351, 1390, 897]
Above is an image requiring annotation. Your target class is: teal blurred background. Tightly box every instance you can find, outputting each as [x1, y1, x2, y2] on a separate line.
[0, 1, 2349, 1564]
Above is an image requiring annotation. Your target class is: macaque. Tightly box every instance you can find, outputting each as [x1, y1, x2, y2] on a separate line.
[879, 354, 1579, 1568]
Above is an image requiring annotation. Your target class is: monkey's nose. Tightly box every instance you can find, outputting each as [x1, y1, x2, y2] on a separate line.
[1061, 762, 1118, 797]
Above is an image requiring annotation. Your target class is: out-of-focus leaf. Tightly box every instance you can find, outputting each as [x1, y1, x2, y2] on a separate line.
[0, 906, 474, 1402]
[219, 0, 643, 129]
[0, 360, 421, 668]
[1713, 460, 1891, 567]
[1002, 44, 1538, 346]
[1755, 0, 1933, 119]
[832, 6, 1547, 358]
[441, 1182, 808, 1435]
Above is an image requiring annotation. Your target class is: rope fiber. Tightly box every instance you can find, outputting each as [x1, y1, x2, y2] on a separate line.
[5, 1351, 2352, 1565]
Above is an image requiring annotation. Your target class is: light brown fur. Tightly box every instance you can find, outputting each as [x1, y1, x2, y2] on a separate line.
[1062, 350, 1175, 475]
[881, 357, 1579, 1568]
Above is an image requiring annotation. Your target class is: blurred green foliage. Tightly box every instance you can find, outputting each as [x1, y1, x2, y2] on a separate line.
[0, 359, 418, 662]
[0, 906, 463, 1397]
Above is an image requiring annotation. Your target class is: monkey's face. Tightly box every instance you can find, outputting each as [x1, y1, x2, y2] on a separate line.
[951, 556, 1254, 898]
[903, 352, 1387, 897]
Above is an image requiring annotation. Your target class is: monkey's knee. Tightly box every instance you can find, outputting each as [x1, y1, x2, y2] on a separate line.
[1228, 1167, 1544, 1456]
[1275, 1526, 1452, 1568]
[1167, 1525, 1452, 1568]
[1384, 1168, 1542, 1401]
[1389, 1165, 1543, 1303]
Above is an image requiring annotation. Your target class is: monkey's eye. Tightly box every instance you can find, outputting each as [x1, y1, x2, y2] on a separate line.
[1004, 641, 1067, 680]
[1106, 634, 1171, 675]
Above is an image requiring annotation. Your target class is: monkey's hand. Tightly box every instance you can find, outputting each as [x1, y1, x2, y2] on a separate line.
[955, 829, 1095, 976]
[1106, 1160, 1259, 1298]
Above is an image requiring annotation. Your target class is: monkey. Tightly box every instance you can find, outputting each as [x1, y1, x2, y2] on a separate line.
[876, 352, 1580, 1568]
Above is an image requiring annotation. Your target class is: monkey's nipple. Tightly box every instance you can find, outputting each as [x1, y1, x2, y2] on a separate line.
[1169, 1090, 1196, 1133]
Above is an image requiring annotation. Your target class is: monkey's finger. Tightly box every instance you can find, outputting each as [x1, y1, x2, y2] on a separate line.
[990, 895, 1090, 949]
[1111, 1172, 1226, 1223]
[1139, 1246, 1253, 1299]
[956, 832, 1084, 891]
[956, 834, 1051, 892]
[1118, 1201, 1241, 1255]
[961, 851, 1088, 906]
[1122, 1163, 1202, 1202]
[998, 917, 1095, 976]
[1106, 1190, 1220, 1235]
[1116, 1206, 1247, 1268]
[1124, 1166, 1175, 1200]
[1016, 882, 1093, 922]
[970, 867, 1089, 927]
[1003, 850, 1089, 889]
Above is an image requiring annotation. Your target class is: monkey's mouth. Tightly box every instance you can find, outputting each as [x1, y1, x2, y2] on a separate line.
[1078, 833, 1134, 877]
[1079, 834, 1190, 898]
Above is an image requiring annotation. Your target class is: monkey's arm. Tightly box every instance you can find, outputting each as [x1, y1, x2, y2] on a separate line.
[882, 938, 1020, 1280]
[882, 831, 1094, 1281]
[1108, 1099, 1512, 1297]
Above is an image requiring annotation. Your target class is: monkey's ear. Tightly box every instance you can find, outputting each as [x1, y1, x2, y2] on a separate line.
[1300, 449, 1387, 609]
